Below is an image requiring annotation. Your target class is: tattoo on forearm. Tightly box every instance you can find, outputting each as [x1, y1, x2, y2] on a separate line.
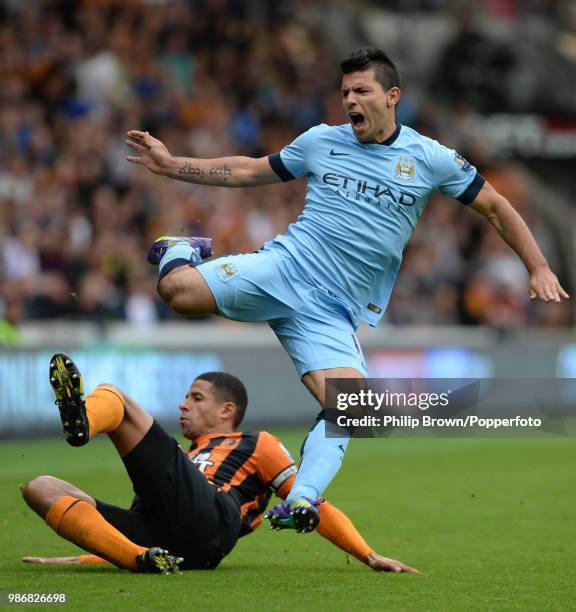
[179, 163, 204, 178]
[209, 164, 232, 182]
[178, 162, 232, 182]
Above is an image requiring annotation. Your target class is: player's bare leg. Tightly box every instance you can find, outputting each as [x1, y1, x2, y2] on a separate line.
[157, 266, 217, 316]
[147, 235, 217, 315]
[49, 352, 153, 456]
[22, 476, 95, 519]
[104, 389, 152, 457]
[302, 366, 365, 406]
[268, 367, 365, 532]
[38, 354, 183, 573]
[21, 470, 180, 573]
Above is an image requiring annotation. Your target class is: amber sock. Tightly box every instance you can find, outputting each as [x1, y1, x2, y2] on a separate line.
[86, 385, 125, 436]
[316, 501, 373, 562]
[45, 496, 146, 571]
[79, 554, 109, 564]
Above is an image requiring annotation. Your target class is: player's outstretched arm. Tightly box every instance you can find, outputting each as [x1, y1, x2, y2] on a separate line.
[315, 501, 418, 573]
[22, 554, 109, 565]
[125, 130, 281, 188]
[470, 181, 570, 303]
[274, 472, 417, 573]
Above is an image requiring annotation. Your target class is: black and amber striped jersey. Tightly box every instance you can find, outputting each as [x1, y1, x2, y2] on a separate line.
[187, 431, 297, 536]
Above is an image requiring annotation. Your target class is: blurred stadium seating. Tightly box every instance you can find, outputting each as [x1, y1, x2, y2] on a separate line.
[1, 1, 575, 437]
[1, 0, 574, 340]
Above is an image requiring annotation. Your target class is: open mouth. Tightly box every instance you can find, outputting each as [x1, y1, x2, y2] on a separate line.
[349, 112, 366, 129]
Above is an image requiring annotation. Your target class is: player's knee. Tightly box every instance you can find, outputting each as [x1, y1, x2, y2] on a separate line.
[157, 272, 182, 307]
[21, 475, 52, 508]
[22, 476, 86, 518]
[96, 383, 123, 397]
[157, 268, 211, 314]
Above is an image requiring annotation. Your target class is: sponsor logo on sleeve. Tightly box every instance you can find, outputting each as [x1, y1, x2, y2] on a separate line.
[454, 152, 472, 173]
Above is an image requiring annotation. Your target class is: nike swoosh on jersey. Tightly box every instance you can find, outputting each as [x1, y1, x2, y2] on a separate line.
[329, 149, 351, 156]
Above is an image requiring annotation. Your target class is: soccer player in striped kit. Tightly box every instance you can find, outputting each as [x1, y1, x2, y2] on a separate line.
[21, 354, 416, 573]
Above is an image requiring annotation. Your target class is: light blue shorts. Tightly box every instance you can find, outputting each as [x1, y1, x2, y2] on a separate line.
[196, 246, 367, 378]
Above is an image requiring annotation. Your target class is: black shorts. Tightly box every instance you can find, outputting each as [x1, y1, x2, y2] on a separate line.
[95, 421, 241, 570]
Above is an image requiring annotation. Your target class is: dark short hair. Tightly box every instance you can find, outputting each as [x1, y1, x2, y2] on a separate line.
[340, 47, 400, 90]
[195, 372, 248, 428]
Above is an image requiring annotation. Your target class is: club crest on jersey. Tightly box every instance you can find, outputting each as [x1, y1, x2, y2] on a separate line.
[217, 262, 238, 280]
[454, 152, 472, 173]
[395, 157, 415, 181]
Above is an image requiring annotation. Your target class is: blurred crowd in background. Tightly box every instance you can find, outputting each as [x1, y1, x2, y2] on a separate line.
[0, 0, 573, 341]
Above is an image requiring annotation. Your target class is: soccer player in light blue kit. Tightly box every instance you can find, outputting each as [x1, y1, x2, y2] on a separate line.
[126, 48, 568, 532]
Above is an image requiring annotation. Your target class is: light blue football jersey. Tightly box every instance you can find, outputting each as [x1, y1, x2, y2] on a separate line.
[267, 123, 485, 326]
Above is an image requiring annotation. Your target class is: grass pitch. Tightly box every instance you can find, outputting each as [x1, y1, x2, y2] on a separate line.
[1, 431, 575, 610]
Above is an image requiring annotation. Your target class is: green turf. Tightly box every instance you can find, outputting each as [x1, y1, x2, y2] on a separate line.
[1, 432, 575, 610]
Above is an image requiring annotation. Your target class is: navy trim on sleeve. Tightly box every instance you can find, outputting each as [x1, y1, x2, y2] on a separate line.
[268, 153, 295, 182]
[457, 173, 485, 205]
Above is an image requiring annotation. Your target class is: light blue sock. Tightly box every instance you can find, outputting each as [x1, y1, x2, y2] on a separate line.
[286, 419, 350, 504]
[158, 243, 202, 280]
